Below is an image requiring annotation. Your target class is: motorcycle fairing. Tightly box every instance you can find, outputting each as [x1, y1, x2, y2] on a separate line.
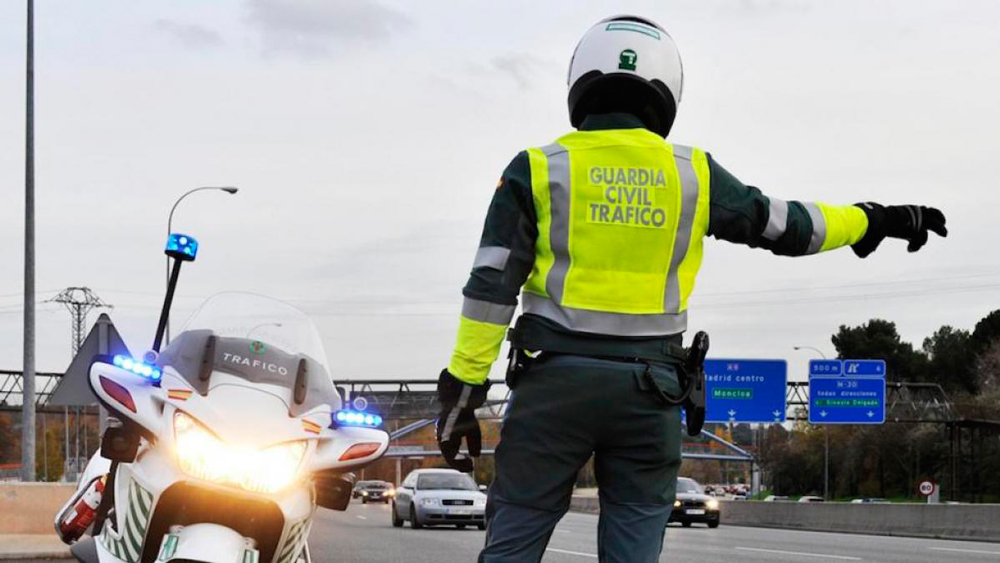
[274, 516, 312, 563]
[97, 467, 154, 563]
[158, 330, 341, 417]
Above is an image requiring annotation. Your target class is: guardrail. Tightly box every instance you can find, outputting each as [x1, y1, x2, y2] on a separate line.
[570, 496, 1000, 542]
[719, 500, 1000, 542]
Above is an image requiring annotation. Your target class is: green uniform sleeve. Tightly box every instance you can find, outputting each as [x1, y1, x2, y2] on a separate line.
[448, 152, 538, 384]
[706, 155, 868, 256]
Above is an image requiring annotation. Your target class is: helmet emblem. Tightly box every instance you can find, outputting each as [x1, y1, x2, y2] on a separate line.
[249, 340, 266, 355]
[618, 49, 638, 71]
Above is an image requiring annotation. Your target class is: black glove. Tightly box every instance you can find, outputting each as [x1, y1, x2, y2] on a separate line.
[851, 203, 947, 258]
[436, 369, 490, 472]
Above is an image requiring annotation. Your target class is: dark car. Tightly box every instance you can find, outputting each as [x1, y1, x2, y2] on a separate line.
[669, 477, 720, 528]
[355, 480, 395, 504]
[352, 480, 374, 499]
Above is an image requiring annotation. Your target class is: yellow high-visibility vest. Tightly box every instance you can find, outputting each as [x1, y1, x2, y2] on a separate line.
[522, 127, 710, 336]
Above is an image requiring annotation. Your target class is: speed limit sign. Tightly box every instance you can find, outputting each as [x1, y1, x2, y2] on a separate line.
[919, 480, 935, 496]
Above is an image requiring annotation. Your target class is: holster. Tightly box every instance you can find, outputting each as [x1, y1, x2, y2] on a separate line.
[505, 348, 536, 390]
[681, 331, 709, 437]
[634, 331, 708, 436]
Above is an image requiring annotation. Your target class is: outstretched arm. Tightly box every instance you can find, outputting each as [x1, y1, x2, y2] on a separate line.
[706, 155, 946, 256]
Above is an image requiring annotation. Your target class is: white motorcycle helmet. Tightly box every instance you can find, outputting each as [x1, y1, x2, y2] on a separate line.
[567, 15, 683, 137]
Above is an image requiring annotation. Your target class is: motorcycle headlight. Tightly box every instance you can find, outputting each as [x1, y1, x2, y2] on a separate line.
[173, 411, 307, 494]
[420, 497, 440, 507]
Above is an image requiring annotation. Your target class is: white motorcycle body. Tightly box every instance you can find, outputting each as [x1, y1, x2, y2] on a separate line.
[61, 294, 388, 563]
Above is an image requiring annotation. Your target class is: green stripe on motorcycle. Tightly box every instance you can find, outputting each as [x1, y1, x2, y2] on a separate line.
[159, 535, 178, 561]
[134, 482, 150, 517]
[277, 524, 301, 560]
[124, 511, 143, 559]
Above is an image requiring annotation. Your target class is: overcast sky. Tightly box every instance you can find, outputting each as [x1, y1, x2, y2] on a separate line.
[1, 0, 998, 384]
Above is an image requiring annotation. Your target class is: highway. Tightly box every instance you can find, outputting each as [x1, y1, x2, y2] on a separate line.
[11, 501, 1000, 563]
[306, 500, 1000, 563]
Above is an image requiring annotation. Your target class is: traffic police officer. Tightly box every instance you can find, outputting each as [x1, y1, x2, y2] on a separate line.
[436, 15, 947, 563]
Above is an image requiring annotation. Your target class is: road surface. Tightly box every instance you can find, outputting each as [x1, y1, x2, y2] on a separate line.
[13, 501, 1000, 562]
[306, 500, 1000, 563]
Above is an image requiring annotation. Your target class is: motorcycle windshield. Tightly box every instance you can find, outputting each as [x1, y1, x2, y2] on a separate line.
[179, 292, 328, 366]
[161, 292, 339, 414]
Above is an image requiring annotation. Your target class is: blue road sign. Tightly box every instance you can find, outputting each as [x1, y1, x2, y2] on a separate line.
[843, 359, 886, 377]
[808, 359, 886, 425]
[704, 359, 787, 424]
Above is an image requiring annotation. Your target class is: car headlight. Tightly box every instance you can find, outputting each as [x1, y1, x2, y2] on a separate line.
[420, 497, 440, 507]
[361, 490, 369, 496]
[173, 411, 307, 494]
[674, 500, 681, 508]
[474, 498, 486, 508]
[386, 489, 395, 497]
[706, 498, 719, 510]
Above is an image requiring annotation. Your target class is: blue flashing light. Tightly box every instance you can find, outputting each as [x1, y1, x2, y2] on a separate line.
[334, 410, 382, 428]
[165, 233, 198, 260]
[113, 355, 162, 382]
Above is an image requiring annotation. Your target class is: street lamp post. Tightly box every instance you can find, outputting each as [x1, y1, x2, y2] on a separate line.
[21, 0, 36, 482]
[164, 187, 238, 344]
[793, 346, 827, 360]
[794, 345, 830, 500]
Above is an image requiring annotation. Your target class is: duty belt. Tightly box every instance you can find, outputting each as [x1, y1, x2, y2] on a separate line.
[508, 314, 685, 363]
[507, 314, 708, 436]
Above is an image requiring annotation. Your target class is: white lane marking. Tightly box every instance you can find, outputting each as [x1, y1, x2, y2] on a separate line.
[735, 547, 861, 560]
[356, 515, 367, 520]
[930, 547, 1000, 556]
[547, 547, 598, 559]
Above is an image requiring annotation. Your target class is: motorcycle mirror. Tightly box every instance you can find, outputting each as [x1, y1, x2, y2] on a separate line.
[294, 358, 308, 405]
[100, 418, 140, 463]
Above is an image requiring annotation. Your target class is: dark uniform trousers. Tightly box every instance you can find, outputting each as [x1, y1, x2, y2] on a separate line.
[479, 354, 683, 563]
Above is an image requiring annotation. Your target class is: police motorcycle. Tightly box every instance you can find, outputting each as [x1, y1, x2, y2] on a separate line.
[55, 234, 389, 563]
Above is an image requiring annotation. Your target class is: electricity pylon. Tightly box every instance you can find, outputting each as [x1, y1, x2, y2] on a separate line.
[48, 287, 112, 355]
[46, 287, 112, 479]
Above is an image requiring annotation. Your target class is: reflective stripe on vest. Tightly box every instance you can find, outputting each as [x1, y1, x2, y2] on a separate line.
[522, 129, 710, 337]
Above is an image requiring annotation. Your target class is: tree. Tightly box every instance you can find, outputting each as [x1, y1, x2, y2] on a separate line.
[971, 310, 1000, 356]
[36, 426, 64, 482]
[976, 340, 1000, 391]
[831, 319, 928, 382]
[0, 414, 16, 463]
[922, 326, 976, 395]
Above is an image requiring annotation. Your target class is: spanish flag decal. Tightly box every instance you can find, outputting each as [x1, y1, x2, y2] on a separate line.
[167, 388, 193, 401]
[301, 419, 322, 434]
